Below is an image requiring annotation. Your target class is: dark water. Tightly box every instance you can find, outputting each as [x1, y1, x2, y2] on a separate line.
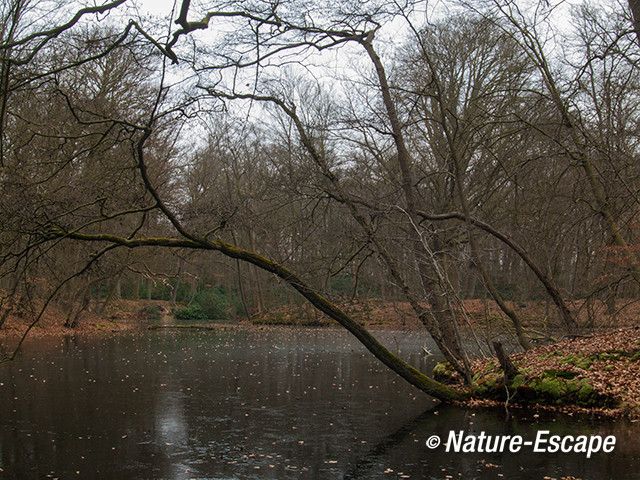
[0, 327, 638, 479]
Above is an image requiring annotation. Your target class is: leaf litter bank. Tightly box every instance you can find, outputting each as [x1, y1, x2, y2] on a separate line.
[437, 327, 640, 419]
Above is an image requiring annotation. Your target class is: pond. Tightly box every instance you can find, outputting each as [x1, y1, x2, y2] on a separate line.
[0, 327, 638, 479]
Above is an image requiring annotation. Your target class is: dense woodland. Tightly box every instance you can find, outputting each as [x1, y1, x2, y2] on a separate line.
[2, 0, 640, 399]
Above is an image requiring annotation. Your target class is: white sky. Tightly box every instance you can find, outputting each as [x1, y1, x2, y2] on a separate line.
[135, 0, 177, 17]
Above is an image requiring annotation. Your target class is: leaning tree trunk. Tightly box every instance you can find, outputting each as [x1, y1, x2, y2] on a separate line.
[629, 0, 640, 47]
[360, 34, 473, 383]
[60, 226, 470, 403]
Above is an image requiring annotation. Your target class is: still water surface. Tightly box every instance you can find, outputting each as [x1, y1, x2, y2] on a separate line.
[0, 327, 638, 479]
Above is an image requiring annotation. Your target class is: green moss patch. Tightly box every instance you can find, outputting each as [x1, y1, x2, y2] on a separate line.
[433, 361, 459, 384]
[557, 353, 592, 370]
[470, 366, 609, 408]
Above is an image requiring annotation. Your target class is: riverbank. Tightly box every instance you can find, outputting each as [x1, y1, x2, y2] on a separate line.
[445, 327, 640, 419]
[4, 295, 640, 333]
[2, 297, 640, 419]
[0, 299, 168, 338]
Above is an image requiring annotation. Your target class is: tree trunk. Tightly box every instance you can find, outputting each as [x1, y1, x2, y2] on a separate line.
[250, 229, 264, 314]
[97, 279, 119, 317]
[493, 341, 519, 385]
[629, 0, 640, 47]
[95, 281, 102, 309]
[133, 278, 140, 300]
[187, 276, 198, 307]
[58, 228, 472, 403]
[171, 258, 185, 305]
[235, 258, 252, 321]
[212, 238, 468, 401]
[114, 276, 121, 300]
[360, 34, 472, 383]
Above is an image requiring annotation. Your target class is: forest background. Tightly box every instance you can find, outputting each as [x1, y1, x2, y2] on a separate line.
[2, 0, 640, 401]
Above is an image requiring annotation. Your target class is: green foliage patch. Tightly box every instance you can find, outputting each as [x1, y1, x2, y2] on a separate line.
[173, 288, 236, 320]
[140, 304, 164, 320]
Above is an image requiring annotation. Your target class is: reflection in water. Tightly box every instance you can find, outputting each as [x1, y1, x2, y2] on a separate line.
[344, 408, 437, 479]
[155, 390, 188, 480]
[0, 327, 639, 479]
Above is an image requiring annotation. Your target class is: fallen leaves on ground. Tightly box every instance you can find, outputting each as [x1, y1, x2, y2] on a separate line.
[466, 327, 640, 418]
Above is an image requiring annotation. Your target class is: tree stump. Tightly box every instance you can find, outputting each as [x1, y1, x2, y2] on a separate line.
[493, 341, 520, 384]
